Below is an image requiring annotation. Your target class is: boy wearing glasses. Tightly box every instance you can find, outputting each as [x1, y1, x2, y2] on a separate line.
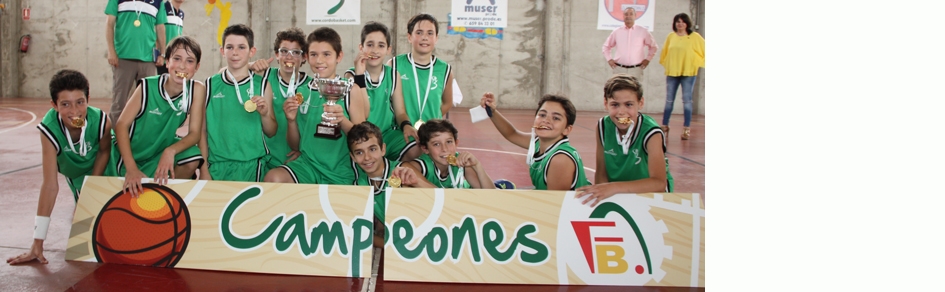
[261, 27, 310, 170]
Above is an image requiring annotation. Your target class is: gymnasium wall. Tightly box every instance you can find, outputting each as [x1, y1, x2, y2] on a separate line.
[0, 0, 704, 115]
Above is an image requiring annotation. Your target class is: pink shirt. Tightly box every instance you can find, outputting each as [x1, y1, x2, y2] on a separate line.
[602, 24, 658, 66]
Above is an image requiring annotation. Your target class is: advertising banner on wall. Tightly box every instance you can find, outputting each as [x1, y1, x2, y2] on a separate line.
[451, 0, 508, 28]
[597, 0, 656, 31]
[307, 0, 361, 25]
[447, 13, 504, 40]
[66, 177, 375, 278]
[382, 188, 705, 287]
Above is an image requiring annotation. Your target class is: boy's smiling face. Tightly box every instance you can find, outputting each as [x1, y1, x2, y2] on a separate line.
[308, 41, 342, 78]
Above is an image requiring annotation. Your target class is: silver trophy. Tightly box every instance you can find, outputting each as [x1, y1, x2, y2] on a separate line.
[314, 77, 352, 139]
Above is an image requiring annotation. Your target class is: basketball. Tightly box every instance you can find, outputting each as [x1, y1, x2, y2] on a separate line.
[92, 184, 191, 267]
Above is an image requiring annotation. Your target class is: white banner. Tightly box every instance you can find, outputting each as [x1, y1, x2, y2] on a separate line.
[451, 0, 508, 28]
[597, 0, 656, 31]
[307, 0, 361, 25]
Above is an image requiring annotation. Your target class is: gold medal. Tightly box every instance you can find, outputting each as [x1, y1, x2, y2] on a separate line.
[618, 117, 632, 125]
[176, 72, 187, 78]
[295, 92, 304, 104]
[414, 120, 424, 130]
[446, 154, 458, 166]
[71, 117, 85, 128]
[134, 19, 141, 27]
[244, 100, 257, 112]
[388, 176, 402, 188]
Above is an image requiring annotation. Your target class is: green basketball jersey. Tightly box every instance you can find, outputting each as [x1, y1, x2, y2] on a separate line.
[599, 115, 675, 192]
[413, 153, 471, 189]
[353, 159, 400, 222]
[346, 65, 397, 131]
[37, 106, 106, 181]
[265, 68, 310, 166]
[528, 138, 591, 190]
[105, 0, 167, 62]
[391, 54, 451, 124]
[111, 74, 194, 172]
[205, 70, 270, 163]
[163, 1, 184, 45]
[295, 77, 356, 184]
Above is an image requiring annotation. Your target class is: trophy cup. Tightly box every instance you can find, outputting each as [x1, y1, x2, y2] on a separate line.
[314, 77, 353, 139]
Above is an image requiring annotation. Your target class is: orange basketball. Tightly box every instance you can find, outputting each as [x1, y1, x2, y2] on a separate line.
[92, 184, 191, 267]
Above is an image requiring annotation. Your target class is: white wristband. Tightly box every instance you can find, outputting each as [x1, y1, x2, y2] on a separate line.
[34, 216, 51, 240]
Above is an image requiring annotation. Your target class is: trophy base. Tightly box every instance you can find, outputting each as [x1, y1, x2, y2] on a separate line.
[315, 124, 342, 139]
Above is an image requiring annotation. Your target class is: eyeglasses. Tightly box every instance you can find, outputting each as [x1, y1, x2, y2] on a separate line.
[278, 48, 304, 57]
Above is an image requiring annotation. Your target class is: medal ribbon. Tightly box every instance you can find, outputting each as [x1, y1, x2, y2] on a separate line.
[61, 115, 88, 157]
[409, 53, 434, 122]
[225, 69, 254, 107]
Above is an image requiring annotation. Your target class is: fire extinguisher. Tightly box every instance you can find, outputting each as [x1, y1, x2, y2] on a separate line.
[20, 35, 31, 53]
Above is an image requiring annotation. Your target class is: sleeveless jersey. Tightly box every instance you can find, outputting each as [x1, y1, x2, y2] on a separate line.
[353, 159, 400, 221]
[265, 68, 310, 166]
[414, 153, 471, 189]
[528, 138, 591, 190]
[114, 74, 195, 170]
[295, 77, 356, 184]
[345, 65, 397, 131]
[598, 114, 675, 192]
[163, 1, 184, 44]
[391, 53, 451, 124]
[205, 70, 270, 162]
[37, 106, 107, 179]
[105, 0, 167, 62]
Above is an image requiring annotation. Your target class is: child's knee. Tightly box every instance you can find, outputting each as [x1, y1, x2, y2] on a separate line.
[263, 168, 290, 183]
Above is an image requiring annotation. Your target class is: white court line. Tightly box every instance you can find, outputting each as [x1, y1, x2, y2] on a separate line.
[457, 147, 596, 173]
[0, 107, 38, 135]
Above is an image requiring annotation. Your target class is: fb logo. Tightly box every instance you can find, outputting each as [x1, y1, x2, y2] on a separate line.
[571, 203, 650, 275]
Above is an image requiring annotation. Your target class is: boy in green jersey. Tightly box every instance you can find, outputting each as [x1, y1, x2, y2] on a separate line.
[402, 119, 495, 189]
[480, 93, 591, 191]
[112, 36, 206, 196]
[157, 0, 185, 75]
[260, 27, 309, 169]
[263, 27, 367, 185]
[576, 74, 674, 206]
[105, 0, 167, 123]
[346, 22, 422, 162]
[201, 24, 277, 182]
[7, 70, 112, 265]
[390, 14, 455, 139]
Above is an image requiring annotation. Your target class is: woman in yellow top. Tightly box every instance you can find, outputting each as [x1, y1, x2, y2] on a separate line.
[659, 13, 704, 140]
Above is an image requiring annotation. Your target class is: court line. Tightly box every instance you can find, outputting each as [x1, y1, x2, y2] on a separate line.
[0, 164, 42, 177]
[666, 152, 705, 167]
[457, 147, 597, 173]
[0, 107, 38, 135]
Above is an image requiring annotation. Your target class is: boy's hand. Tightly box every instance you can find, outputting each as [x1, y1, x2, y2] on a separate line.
[323, 104, 348, 125]
[480, 92, 497, 109]
[7, 240, 47, 265]
[456, 151, 479, 168]
[284, 95, 300, 121]
[200, 166, 212, 181]
[392, 167, 420, 187]
[285, 150, 302, 164]
[575, 183, 620, 207]
[354, 52, 368, 75]
[402, 125, 419, 144]
[251, 96, 268, 116]
[107, 51, 119, 68]
[123, 168, 148, 197]
[249, 57, 275, 74]
[154, 148, 178, 185]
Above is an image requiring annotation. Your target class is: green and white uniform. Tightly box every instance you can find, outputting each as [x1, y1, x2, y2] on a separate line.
[264, 67, 309, 169]
[109, 74, 203, 177]
[352, 159, 400, 222]
[528, 138, 591, 190]
[162, 1, 184, 44]
[413, 153, 471, 189]
[38, 107, 107, 201]
[280, 77, 356, 185]
[346, 65, 416, 161]
[598, 114, 674, 192]
[205, 70, 270, 182]
[391, 53, 451, 125]
[105, 0, 167, 62]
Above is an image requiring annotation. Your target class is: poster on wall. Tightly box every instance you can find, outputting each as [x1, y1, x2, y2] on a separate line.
[597, 0, 656, 31]
[382, 188, 705, 287]
[307, 0, 361, 25]
[451, 0, 508, 28]
[447, 13, 504, 40]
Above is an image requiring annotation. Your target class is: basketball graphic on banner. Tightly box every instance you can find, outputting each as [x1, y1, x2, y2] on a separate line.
[92, 184, 191, 267]
[604, 0, 649, 20]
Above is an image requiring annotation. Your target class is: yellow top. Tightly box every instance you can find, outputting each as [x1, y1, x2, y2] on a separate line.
[660, 32, 705, 77]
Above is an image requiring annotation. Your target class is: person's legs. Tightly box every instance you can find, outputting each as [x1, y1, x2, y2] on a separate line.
[110, 59, 140, 123]
[663, 76, 681, 126]
[626, 66, 644, 82]
[681, 76, 696, 127]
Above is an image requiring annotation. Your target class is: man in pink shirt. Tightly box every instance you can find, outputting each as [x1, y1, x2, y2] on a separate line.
[602, 7, 657, 81]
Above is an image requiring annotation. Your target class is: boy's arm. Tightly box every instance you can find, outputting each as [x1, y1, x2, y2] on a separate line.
[106, 15, 118, 67]
[254, 87, 278, 138]
[91, 116, 113, 176]
[334, 85, 366, 134]
[594, 122, 609, 184]
[7, 134, 62, 265]
[399, 161, 436, 188]
[577, 134, 668, 206]
[480, 92, 530, 149]
[440, 72, 454, 117]
[343, 70, 371, 121]
[156, 82, 206, 182]
[545, 153, 578, 191]
[391, 72, 419, 143]
[458, 152, 494, 189]
[114, 84, 148, 196]
[155, 24, 166, 66]
[198, 105, 211, 181]
[284, 94, 301, 151]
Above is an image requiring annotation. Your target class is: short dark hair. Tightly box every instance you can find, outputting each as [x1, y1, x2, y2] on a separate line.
[603, 74, 643, 101]
[49, 69, 89, 103]
[417, 119, 458, 147]
[673, 13, 693, 35]
[360, 21, 391, 46]
[223, 24, 255, 48]
[164, 35, 202, 63]
[407, 13, 439, 35]
[535, 94, 577, 126]
[347, 121, 384, 152]
[307, 27, 342, 55]
[273, 27, 307, 55]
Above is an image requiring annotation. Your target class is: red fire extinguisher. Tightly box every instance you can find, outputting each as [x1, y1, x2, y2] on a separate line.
[20, 35, 31, 53]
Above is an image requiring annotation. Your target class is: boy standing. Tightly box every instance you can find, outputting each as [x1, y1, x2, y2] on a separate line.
[261, 27, 309, 169]
[391, 14, 454, 135]
[157, 0, 186, 75]
[105, 0, 167, 123]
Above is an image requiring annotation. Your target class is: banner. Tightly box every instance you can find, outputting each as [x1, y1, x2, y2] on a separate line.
[382, 188, 704, 287]
[451, 0, 508, 28]
[66, 177, 375, 278]
[307, 0, 360, 25]
[447, 13, 504, 40]
[598, 0, 656, 31]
